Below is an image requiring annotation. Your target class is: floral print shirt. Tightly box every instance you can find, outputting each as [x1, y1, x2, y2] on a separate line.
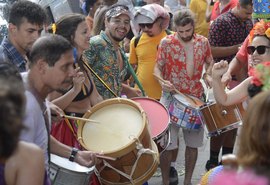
[208, 11, 253, 63]
[157, 33, 213, 98]
[83, 31, 128, 99]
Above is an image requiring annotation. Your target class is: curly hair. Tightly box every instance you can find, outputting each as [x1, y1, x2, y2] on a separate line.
[9, 1, 47, 27]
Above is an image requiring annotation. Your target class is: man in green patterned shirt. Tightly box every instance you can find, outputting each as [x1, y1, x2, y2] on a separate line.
[83, 4, 141, 99]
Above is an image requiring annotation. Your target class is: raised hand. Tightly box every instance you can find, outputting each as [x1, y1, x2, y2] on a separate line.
[212, 60, 229, 79]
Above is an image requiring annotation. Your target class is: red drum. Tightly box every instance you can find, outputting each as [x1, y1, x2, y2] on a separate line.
[200, 102, 243, 136]
[132, 97, 170, 153]
[169, 93, 205, 131]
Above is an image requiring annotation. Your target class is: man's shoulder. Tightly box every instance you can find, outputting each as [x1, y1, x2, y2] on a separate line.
[90, 34, 107, 46]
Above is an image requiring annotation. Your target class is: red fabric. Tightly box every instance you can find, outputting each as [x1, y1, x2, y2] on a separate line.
[210, 0, 238, 21]
[50, 119, 82, 149]
[236, 36, 250, 69]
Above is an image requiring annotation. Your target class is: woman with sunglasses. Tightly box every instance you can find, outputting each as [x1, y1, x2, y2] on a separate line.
[212, 20, 270, 106]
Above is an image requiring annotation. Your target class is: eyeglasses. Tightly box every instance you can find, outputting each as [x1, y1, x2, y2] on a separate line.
[247, 45, 270, 55]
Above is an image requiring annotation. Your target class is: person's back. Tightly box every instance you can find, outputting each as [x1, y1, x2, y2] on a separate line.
[0, 1, 46, 72]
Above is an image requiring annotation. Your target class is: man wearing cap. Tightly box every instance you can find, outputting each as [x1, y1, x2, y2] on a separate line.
[129, 3, 171, 100]
[83, 4, 141, 99]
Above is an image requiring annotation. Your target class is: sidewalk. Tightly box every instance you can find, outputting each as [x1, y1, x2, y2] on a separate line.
[148, 129, 211, 185]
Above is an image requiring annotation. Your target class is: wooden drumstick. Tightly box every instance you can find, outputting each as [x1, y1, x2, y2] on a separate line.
[153, 74, 198, 105]
[96, 154, 117, 161]
[62, 115, 100, 123]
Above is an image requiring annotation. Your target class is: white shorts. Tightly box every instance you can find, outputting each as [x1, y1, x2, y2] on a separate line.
[166, 123, 204, 150]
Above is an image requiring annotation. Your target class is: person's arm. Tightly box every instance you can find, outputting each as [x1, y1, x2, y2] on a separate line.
[16, 142, 45, 185]
[203, 40, 214, 88]
[212, 60, 251, 106]
[121, 83, 142, 98]
[210, 44, 241, 58]
[154, 39, 175, 92]
[50, 136, 97, 168]
[89, 76, 103, 106]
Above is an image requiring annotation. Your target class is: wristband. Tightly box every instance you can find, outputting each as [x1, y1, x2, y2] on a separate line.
[69, 147, 79, 162]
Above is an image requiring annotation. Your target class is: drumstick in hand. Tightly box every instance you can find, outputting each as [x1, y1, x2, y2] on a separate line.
[62, 115, 100, 123]
[96, 154, 117, 161]
[153, 74, 197, 105]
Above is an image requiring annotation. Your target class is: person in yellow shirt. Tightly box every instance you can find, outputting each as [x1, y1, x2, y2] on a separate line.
[189, 0, 211, 37]
[129, 3, 171, 100]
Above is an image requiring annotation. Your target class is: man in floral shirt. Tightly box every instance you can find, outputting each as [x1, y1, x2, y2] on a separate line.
[83, 4, 140, 99]
[154, 8, 213, 185]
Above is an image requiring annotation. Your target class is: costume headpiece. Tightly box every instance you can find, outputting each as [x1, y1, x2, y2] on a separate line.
[249, 61, 270, 91]
[249, 20, 270, 43]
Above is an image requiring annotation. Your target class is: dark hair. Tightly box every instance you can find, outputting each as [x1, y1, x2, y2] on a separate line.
[247, 84, 263, 98]
[0, 63, 25, 158]
[48, 14, 86, 46]
[239, 0, 253, 8]
[28, 35, 73, 67]
[173, 8, 195, 28]
[9, 1, 47, 27]
[85, 0, 98, 14]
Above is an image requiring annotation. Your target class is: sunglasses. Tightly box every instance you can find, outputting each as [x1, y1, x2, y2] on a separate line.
[247, 45, 270, 55]
[139, 19, 158, 29]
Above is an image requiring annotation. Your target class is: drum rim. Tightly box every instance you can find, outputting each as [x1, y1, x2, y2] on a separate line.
[50, 154, 94, 173]
[77, 98, 147, 157]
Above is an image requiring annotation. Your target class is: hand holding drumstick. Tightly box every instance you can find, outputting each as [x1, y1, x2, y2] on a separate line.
[153, 74, 176, 92]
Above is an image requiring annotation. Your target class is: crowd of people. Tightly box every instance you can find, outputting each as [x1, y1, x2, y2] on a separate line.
[0, 0, 270, 185]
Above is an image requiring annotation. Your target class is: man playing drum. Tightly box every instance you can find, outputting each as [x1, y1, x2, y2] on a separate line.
[154, 8, 213, 185]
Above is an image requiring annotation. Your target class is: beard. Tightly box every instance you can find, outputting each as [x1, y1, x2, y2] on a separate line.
[179, 30, 194, 42]
[109, 32, 126, 42]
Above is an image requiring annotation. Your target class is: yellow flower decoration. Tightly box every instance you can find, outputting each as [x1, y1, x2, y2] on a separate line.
[265, 28, 270, 38]
[52, 23, 56, 34]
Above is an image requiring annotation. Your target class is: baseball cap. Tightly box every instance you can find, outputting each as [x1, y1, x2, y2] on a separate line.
[105, 5, 133, 19]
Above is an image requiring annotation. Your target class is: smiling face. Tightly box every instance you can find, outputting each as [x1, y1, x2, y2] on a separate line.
[250, 36, 270, 66]
[74, 21, 91, 54]
[105, 14, 130, 43]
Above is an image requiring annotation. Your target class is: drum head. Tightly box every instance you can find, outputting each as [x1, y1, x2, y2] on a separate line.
[173, 94, 204, 108]
[79, 99, 145, 155]
[50, 154, 93, 173]
[132, 97, 169, 138]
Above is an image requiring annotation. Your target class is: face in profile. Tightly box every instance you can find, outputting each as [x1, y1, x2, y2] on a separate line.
[74, 21, 91, 53]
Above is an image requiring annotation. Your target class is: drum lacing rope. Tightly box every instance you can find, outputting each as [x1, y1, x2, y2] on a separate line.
[96, 136, 157, 185]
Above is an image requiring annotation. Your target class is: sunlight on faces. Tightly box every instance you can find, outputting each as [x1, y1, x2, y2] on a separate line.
[44, 50, 75, 92]
[74, 21, 91, 53]
[9, 18, 43, 53]
[175, 23, 194, 42]
[250, 36, 270, 66]
[105, 14, 130, 42]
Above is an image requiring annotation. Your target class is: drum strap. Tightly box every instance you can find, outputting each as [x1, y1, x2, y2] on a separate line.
[96, 138, 157, 184]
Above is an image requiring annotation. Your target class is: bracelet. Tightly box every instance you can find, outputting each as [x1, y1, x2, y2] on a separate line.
[69, 147, 79, 162]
